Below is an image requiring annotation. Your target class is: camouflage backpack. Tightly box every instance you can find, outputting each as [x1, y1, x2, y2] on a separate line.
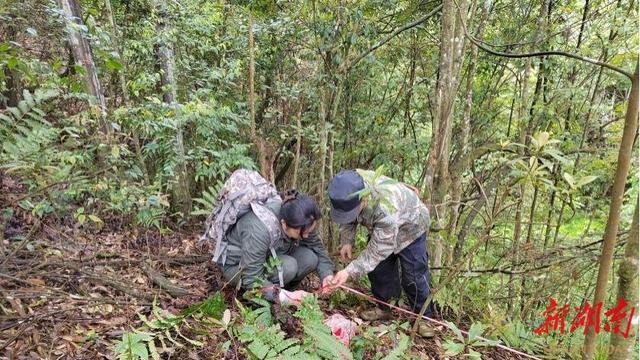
[201, 169, 284, 286]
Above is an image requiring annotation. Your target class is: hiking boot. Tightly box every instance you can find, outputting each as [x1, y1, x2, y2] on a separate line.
[417, 323, 435, 338]
[361, 307, 393, 321]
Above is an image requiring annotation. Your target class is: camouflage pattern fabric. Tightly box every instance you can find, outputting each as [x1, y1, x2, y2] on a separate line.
[200, 169, 282, 277]
[340, 169, 430, 276]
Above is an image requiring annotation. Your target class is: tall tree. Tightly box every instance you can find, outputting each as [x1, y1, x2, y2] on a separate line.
[57, 0, 109, 134]
[608, 198, 639, 359]
[447, 0, 490, 263]
[424, 0, 469, 276]
[155, 0, 191, 217]
[248, 13, 275, 182]
[583, 64, 639, 359]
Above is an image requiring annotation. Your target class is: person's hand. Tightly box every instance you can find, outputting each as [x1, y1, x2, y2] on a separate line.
[318, 275, 334, 294]
[279, 289, 312, 306]
[340, 244, 353, 262]
[322, 275, 334, 288]
[329, 270, 349, 288]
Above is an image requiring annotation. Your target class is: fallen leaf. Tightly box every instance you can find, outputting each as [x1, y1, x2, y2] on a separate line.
[102, 304, 114, 314]
[98, 316, 128, 326]
[62, 335, 84, 343]
[6, 296, 25, 316]
[27, 278, 45, 286]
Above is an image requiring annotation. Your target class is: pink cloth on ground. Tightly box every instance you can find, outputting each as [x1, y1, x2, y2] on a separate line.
[323, 313, 358, 346]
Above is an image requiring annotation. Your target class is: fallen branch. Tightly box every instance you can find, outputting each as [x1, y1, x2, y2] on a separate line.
[83, 272, 155, 301]
[141, 261, 192, 298]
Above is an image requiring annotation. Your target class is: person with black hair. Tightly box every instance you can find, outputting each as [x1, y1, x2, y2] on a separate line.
[221, 189, 335, 305]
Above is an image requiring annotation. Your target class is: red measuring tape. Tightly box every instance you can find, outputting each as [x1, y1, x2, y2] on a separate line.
[323, 284, 543, 360]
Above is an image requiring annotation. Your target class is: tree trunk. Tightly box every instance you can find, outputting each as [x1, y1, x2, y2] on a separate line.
[424, 0, 469, 277]
[57, 0, 109, 134]
[104, 0, 149, 185]
[608, 198, 639, 359]
[1, 19, 19, 108]
[519, 184, 539, 316]
[104, 0, 127, 105]
[292, 104, 302, 188]
[248, 14, 274, 182]
[156, 0, 191, 217]
[582, 65, 638, 359]
[446, 0, 490, 260]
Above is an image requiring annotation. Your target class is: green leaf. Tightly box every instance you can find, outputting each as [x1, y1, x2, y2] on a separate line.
[0, 112, 14, 124]
[174, 326, 203, 346]
[106, 57, 124, 71]
[576, 175, 598, 187]
[445, 321, 465, 342]
[563, 172, 575, 188]
[443, 340, 464, 355]
[131, 341, 148, 359]
[468, 349, 482, 360]
[148, 340, 160, 360]
[467, 323, 485, 342]
[382, 333, 410, 360]
[88, 214, 103, 224]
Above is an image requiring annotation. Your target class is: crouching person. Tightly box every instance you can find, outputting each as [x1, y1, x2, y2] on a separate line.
[216, 184, 335, 305]
[325, 169, 435, 337]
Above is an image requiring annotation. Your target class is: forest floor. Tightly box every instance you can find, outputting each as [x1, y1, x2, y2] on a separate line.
[1, 183, 534, 359]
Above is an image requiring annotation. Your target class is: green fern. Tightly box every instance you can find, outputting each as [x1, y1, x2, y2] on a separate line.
[0, 89, 57, 135]
[191, 183, 221, 216]
[238, 322, 303, 359]
[381, 333, 410, 360]
[295, 296, 354, 360]
[114, 297, 216, 359]
[0, 89, 59, 166]
[113, 332, 152, 360]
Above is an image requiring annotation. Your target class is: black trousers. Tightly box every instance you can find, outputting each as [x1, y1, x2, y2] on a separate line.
[367, 232, 433, 315]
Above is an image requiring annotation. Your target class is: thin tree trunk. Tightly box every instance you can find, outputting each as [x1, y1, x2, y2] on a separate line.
[507, 186, 524, 313]
[319, 88, 328, 198]
[2, 19, 19, 108]
[519, 184, 539, 317]
[104, 0, 149, 185]
[104, 0, 127, 105]
[608, 198, 639, 359]
[156, 0, 191, 217]
[424, 0, 469, 278]
[447, 0, 489, 259]
[248, 14, 273, 182]
[292, 105, 302, 188]
[582, 65, 638, 359]
[57, 0, 109, 134]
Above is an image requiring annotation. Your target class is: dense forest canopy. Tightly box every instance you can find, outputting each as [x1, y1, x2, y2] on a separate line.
[0, 0, 638, 358]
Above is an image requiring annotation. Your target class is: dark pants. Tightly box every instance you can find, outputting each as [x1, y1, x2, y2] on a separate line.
[368, 232, 433, 316]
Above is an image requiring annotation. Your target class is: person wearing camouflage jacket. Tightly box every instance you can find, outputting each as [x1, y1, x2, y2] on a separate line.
[325, 169, 435, 336]
[221, 191, 335, 303]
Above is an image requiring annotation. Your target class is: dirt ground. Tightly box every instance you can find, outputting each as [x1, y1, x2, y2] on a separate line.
[0, 209, 536, 360]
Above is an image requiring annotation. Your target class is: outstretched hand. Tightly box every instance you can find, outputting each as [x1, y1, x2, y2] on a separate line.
[317, 275, 335, 294]
[329, 269, 349, 288]
[279, 289, 312, 306]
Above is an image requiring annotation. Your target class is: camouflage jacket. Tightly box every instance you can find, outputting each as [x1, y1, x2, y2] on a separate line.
[341, 170, 430, 276]
[223, 201, 335, 290]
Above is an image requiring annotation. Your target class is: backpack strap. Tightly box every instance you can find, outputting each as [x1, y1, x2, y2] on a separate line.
[250, 202, 284, 288]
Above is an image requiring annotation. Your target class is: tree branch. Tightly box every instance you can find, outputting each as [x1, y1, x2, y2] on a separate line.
[456, 1, 634, 80]
[343, 4, 443, 73]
